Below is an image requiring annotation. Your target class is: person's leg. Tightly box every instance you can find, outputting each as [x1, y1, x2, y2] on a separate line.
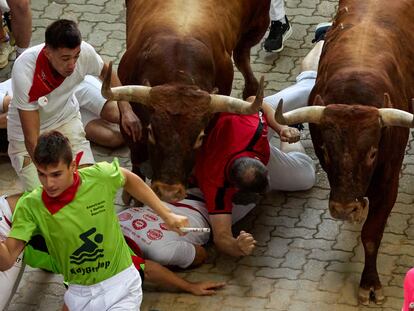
[100, 100, 120, 124]
[0, 93, 11, 128]
[8, 139, 41, 190]
[264, 0, 292, 52]
[6, 0, 31, 56]
[269, 0, 285, 21]
[267, 144, 316, 192]
[0, 13, 13, 68]
[84, 119, 124, 148]
[58, 115, 95, 166]
[263, 40, 324, 123]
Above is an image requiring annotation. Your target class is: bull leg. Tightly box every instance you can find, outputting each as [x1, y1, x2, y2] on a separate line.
[233, 15, 269, 99]
[358, 163, 402, 304]
[214, 54, 234, 95]
[233, 44, 258, 99]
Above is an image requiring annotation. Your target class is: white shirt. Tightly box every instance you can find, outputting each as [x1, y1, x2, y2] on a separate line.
[118, 189, 256, 268]
[7, 41, 104, 141]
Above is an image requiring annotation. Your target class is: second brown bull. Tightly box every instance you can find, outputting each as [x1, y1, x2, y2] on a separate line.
[275, 0, 414, 305]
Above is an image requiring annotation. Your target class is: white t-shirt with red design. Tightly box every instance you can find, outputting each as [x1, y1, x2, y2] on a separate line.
[7, 41, 104, 141]
[117, 189, 256, 268]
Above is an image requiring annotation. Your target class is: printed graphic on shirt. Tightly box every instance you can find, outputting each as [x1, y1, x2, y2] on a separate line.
[147, 229, 163, 240]
[70, 227, 104, 265]
[69, 227, 111, 276]
[132, 219, 147, 230]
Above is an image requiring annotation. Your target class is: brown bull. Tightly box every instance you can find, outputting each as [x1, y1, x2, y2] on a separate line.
[102, 0, 270, 202]
[275, 0, 414, 305]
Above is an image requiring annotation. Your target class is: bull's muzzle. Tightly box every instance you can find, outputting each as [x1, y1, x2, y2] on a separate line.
[329, 197, 369, 224]
[152, 181, 186, 203]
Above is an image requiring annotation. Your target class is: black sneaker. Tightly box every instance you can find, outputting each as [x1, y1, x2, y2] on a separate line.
[264, 16, 293, 52]
[312, 22, 332, 43]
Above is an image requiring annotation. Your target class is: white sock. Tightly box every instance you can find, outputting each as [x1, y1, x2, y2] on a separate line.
[16, 46, 26, 57]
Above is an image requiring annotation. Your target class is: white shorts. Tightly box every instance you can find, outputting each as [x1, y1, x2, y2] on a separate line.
[64, 265, 142, 311]
[0, 196, 24, 311]
[0, 79, 11, 113]
[75, 75, 106, 128]
[8, 114, 95, 191]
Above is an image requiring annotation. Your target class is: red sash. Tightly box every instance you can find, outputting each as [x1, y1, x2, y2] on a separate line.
[41, 152, 83, 214]
[28, 47, 66, 103]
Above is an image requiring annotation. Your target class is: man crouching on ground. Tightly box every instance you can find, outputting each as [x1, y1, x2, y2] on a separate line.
[0, 130, 188, 310]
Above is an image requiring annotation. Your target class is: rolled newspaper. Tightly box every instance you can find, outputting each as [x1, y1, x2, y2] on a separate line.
[180, 227, 211, 233]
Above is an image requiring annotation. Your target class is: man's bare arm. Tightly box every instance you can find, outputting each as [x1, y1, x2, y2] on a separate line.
[18, 109, 40, 160]
[99, 62, 141, 141]
[210, 214, 256, 257]
[0, 238, 25, 271]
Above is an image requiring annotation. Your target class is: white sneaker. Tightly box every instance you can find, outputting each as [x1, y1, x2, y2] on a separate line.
[0, 40, 14, 68]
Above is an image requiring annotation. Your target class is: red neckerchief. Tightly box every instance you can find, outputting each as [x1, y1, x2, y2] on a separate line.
[41, 152, 83, 215]
[28, 47, 66, 103]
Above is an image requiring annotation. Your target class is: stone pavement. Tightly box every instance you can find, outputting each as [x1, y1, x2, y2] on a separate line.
[1, 0, 413, 310]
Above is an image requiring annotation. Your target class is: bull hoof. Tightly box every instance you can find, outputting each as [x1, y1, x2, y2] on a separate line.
[358, 286, 385, 305]
[122, 190, 132, 206]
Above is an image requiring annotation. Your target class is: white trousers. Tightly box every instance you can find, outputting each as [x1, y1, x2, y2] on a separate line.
[64, 265, 142, 311]
[269, 0, 285, 21]
[0, 196, 24, 311]
[264, 70, 317, 192]
[8, 114, 95, 191]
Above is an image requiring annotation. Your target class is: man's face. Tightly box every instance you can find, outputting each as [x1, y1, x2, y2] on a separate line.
[44, 45, 81, 77]
[37, 160, 76, 197]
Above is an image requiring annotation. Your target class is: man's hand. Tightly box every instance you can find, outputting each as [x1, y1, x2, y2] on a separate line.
[120, 106, 142, 142]
[164, 212, 189, 236]
[236, 230, 256, 256]
[279, 126, 300, 143]
[189, 281, 226, 296]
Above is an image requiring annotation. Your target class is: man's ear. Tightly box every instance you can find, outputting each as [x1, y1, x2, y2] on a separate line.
[43, 46, 51, 60]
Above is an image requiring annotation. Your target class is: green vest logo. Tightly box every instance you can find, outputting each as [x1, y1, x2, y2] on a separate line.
[70, 227, 104, 265]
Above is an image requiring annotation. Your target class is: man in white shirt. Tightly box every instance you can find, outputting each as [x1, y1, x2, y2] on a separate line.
[7, 19, 140, 191]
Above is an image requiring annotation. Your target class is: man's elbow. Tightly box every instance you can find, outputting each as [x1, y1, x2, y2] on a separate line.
[0, 259, 15, 271]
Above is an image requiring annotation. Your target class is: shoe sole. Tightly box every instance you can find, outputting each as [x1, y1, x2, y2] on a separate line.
[267, 24, 293, 53]
[315, 22, 333, 32]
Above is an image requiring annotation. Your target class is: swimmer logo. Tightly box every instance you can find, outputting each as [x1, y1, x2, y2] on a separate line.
[70, 227, 104, 265]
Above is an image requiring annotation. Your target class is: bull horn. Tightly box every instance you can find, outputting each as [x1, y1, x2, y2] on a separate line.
[209, 76, 264, 114]
[101, 61, 152, 104]
[275, 100, 325, 125]
[379, 106, 414, 128]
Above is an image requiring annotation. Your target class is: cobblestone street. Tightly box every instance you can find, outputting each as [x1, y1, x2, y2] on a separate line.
[1, 0, 413, 310]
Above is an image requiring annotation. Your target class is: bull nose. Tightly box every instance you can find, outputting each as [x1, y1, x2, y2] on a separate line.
[152, 182, 186, 202]
[329, 197, 369, 224]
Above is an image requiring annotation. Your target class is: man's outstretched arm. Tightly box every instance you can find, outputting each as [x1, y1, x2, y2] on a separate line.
[209, 214, 256, 257]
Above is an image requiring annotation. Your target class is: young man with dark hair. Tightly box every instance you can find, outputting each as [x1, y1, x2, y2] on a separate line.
[7, 19, 140, 191]
[0, 130, 188, 310]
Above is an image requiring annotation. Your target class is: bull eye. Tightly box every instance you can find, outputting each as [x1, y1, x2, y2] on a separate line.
[366, 147, 378, 165]
[147, 124, 156, 144]
[193, 130, 206, 149]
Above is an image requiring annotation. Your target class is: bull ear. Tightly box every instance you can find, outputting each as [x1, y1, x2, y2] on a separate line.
[143, 79, 151, 87]
[313, 94, 325, 106]
[383, 93, 392, 108]
[211, 87, 219, 94]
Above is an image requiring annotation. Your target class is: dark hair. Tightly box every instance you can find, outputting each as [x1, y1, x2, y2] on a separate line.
[45, 19, 81, 49]
[34, 131, 73, 167]
[228, 157, 269, 193]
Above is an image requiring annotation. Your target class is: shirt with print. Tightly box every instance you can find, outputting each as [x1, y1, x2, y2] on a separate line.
[195, 112, 270, 215]
[7, 41, 104, 141]
[9, 159, 132, 285]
